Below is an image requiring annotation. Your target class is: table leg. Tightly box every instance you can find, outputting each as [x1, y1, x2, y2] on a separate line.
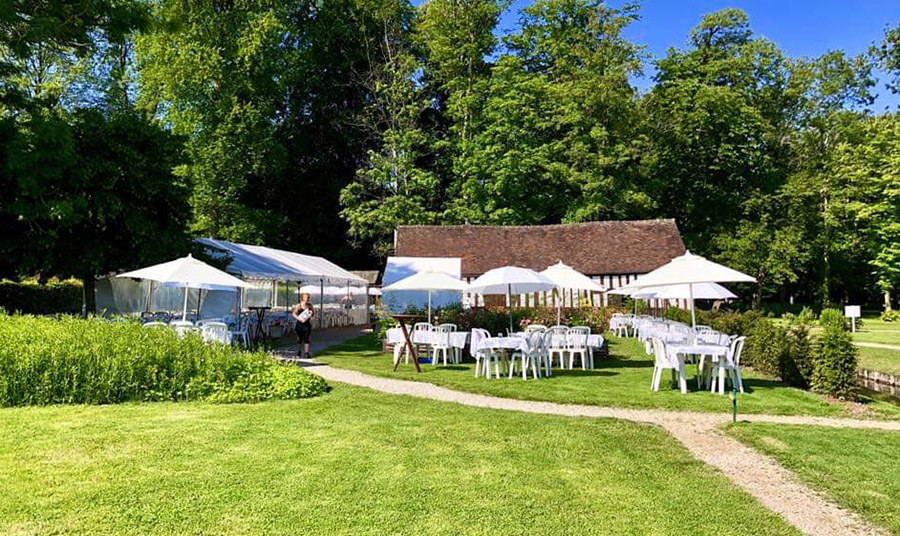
[393, 321, 421, 373]
[719, 365, 725, 395]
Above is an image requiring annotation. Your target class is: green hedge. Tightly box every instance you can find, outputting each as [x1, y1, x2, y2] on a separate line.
[662, 307, 761, 337]
[431, 304, 613, 335]
[0, 314, 327, 406]
[0, 279, 83, 315]
[812, 310, 858, 400]
[742, 319, 812, 388]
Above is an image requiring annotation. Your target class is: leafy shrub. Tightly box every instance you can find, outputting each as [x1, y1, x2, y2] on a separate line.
[811, 319, 859, 400]
[0, 314, 327, 406]
[0, 279, 83, 315]
[743, 319, 789, 377]
[784, 324, 813, 388]
[881, 309, 900, 322]
[710, 310, 761, 337]
[374, 313, 399, 340]
[433, 305, 613, 335]
[742, 318, 811, 388]
[819, 308, 847, 330]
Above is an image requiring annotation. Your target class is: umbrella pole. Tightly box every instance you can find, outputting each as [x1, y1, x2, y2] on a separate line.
[508, 283, 513, 334]
[689, 283, 696, 329]
[182, 287, 189, 322]
[556, 287, 561, 325]
[428, 291, 432, 324]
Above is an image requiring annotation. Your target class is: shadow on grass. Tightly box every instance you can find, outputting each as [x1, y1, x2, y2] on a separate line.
[551, 369, 618, 378]
[596, 358, 654, 369]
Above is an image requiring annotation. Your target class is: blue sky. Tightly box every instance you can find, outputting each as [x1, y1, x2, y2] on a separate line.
[435, 0, 900, 110]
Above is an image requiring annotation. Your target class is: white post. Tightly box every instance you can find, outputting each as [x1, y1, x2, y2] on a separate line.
[182, 286, 189, 321]
[508, 283, 513, 334]
[427, 290, 432, 324]
[556, 287, 562, 325]
[319, 278, 325, 329]
[689, 283, 696, 329]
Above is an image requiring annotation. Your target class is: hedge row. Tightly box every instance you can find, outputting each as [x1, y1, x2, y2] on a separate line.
[742, 309, 858, 400]
[0, 279, 83, 315]
[0, 314, 328, 406]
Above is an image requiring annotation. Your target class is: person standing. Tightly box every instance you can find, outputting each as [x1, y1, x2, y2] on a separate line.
[292, 293, 315, 358]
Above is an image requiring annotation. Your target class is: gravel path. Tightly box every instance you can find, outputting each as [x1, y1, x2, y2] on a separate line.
[280, 344, 896, 536]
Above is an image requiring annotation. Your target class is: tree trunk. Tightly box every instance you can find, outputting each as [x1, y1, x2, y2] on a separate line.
[885, 290, 893, 312]
[82, 272, 96, 318]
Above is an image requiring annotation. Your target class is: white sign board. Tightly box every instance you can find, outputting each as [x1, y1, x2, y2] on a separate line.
[844, 305, 861, 318]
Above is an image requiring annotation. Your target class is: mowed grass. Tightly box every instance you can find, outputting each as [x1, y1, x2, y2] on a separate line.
[317, 335, 900, 419]
[0, 386, 801, 536]
[727, 423, 900, 535]
[852, 318, 900, 347]
[857, 346, 900, 376]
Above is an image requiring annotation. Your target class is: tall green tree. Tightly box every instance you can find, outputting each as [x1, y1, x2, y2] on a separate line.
[644, 9, 794, 253]
[829, 115, 900, 310]
[136, 0, 291, 243]
[339, 0, 441, 256]
[444, 0, 648, 224]
[2, 110, 190, 313]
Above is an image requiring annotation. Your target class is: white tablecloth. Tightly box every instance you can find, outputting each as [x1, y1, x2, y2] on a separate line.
[666, 343, 729, 367]
[476, 336, 529, 354]
[513, 332, 605, 349]
[386, 328, 469, 349]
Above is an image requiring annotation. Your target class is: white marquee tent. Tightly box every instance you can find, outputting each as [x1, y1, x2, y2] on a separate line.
[97, 239, 369, 326]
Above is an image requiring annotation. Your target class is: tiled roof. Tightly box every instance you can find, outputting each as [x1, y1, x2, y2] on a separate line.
[394, 220, 686, 277]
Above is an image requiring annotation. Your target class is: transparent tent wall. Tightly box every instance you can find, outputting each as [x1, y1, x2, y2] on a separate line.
[96, 278, 238, 319]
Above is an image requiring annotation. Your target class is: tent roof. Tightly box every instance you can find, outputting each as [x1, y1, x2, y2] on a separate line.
[197, 238, 366, 285]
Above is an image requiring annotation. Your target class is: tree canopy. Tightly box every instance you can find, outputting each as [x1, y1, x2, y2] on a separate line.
[2, 1, 900, 310]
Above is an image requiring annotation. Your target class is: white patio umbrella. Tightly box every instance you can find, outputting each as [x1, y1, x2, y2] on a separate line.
[650, 282, 736, 301]
[466, 266, 557, 332]
[541, 261, 606, 324]
[117, 254, 250, 321]
[624, 251, 754, 328]
[382, 271, 467, 323]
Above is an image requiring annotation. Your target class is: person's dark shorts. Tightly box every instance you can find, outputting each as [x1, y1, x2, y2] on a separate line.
[295, 321, 312, 344]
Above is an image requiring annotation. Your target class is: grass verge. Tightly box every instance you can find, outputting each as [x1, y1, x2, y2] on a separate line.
[727, 423, 900, 535]
[0, 384, 801, 535]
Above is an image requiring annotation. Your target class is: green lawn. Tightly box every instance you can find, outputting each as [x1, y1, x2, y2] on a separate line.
[317, 335, 900, 419]
[852, 318, 900, 346]
[727, 423, 900, 535]
[858, 346, 900, 376]
[0, 386, 801, 535]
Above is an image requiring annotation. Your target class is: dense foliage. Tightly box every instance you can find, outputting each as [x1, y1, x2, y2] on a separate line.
[433, 304, 612, 334]
[812, 309, 860, 400]
[0, 279, 83, 315]
[2, 1, 900, 312]
[0, 314, 327, 406]
[742, 320, 812, 388]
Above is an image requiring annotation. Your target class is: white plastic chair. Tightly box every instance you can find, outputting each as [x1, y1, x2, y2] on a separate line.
[709, 336, 746, 394]
[142, 321, 167, 329]
[201, 321, 230, 344]
[230, 315, 250, 348]
[546, 326, 569, 368]
[568, 326, 591, 369]
[524, 324, 547, 335]
[650, 337, 687, 394]
[509, 332, 543, 380]
[431, 325, 454, 366]
[169, 320, 195, 338]
[471, 328, 493, 378]
[437, 323, 461, 363]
